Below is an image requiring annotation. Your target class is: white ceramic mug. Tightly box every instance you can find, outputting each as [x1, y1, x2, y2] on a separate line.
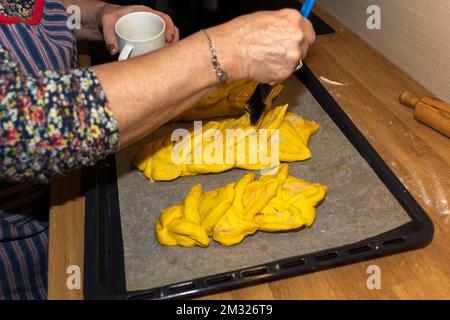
[115, 12, 166, 61]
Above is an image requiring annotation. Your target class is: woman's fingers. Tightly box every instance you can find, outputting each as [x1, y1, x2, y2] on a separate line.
[102, 20, 119, 55]
[299, 18, 315, 60]
[133, 7, 180, 44]
[135, 7, 179, 44]
[214, 9, 316, 83]
[99, 4, 179, 55]
[300, 40, 309, 60]
[302, 18, 316, 45]
[173, 26, 180, 43]
[150, 11, 178, 44]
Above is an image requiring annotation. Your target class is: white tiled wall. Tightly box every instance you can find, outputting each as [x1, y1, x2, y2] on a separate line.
[317, 0, 450, 101]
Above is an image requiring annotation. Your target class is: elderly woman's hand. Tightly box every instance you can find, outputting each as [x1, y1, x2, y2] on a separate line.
[93, 8, 316, 147]
[97, 4, 180, 55]
[209, 9, 316, 84]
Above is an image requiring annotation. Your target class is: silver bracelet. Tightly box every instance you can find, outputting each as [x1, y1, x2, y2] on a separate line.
[202, 29, 228, 86]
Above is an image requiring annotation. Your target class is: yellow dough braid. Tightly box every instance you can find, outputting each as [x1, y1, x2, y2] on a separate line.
[134, 106, 319, 181]
[155, 164, 328, 247]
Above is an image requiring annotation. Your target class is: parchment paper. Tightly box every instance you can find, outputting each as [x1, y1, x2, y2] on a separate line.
[116, 76, 411, 291]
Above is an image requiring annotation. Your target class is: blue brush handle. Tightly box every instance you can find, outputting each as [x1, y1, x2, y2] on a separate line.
[300, 0, 315, 18]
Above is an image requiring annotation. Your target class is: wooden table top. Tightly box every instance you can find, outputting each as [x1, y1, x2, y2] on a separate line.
[47, 6, 450, 300]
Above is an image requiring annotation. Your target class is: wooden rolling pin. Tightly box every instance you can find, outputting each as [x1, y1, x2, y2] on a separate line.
[399, 92, 450, 138]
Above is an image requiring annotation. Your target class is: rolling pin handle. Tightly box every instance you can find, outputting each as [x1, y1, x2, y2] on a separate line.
[399, 91, 420, 109]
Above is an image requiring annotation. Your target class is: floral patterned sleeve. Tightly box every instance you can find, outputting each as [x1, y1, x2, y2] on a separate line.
[0, 44, 120, 182]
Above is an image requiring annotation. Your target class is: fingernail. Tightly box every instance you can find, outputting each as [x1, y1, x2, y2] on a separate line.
[108, 44, 117, 55]
[168, 31, 175, 42]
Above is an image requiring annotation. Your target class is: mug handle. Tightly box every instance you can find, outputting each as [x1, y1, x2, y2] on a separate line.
[118, 44, 134, 61]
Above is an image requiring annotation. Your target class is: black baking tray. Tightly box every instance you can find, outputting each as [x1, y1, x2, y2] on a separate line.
[83, 64, 434, 300]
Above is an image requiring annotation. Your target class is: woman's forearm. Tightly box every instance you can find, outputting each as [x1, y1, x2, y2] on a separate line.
[92, 8, 317, 149]
[93, 29, 236, 148]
